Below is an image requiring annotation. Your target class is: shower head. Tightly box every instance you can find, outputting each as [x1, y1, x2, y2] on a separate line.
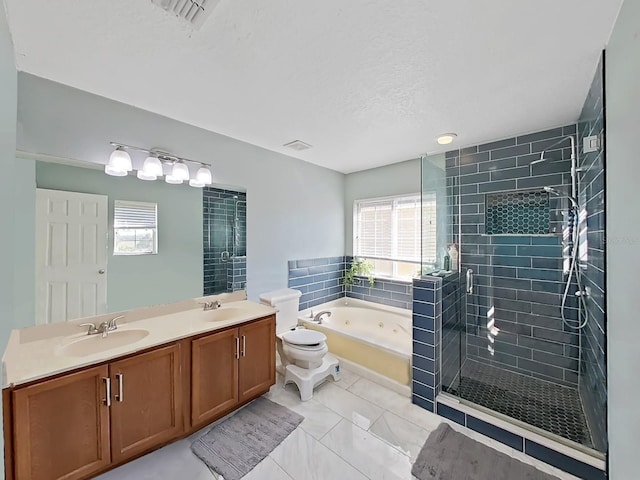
[530, 152, 548, 166]
[543, 186, 579, 208]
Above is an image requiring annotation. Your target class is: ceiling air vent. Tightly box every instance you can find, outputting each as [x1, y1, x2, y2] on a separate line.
[283, 140, 313, 152]
[151, 0, 220, 29]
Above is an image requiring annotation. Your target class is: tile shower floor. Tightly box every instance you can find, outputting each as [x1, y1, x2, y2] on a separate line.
[446, 360, 593, 448]
[96, 367, 580, 480]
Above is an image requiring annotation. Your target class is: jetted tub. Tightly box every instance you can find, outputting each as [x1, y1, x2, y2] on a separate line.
[298, 297, 412, 387]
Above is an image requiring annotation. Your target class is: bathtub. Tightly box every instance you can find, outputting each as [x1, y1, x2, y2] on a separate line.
[298, 298, 412, 389]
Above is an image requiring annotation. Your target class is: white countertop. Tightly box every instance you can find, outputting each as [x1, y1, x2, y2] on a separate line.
[2, 297, 276, 388]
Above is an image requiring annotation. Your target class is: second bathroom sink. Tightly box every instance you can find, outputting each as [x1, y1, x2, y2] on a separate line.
[57, 329, 150, 358]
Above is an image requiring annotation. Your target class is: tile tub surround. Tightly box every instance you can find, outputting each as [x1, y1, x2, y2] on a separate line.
[577, 52, 607, 453]
[288, 256, 346, 311]
[445, 125, 583, 388]
[97, 368, 582, 480]
[288, 256, 414, 311]
[203, 187, 247, 295]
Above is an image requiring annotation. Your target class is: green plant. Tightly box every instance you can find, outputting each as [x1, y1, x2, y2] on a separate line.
[344, 258, 375, 288]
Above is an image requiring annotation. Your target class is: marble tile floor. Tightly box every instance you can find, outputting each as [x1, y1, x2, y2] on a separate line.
[96, 368, 581, 480]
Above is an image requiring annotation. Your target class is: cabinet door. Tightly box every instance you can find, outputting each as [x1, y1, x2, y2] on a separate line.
[109, 343, 183, 464]
[239, 316, 276, 403]
[191, 328, 239, 427]
[12, 365, 111, 480]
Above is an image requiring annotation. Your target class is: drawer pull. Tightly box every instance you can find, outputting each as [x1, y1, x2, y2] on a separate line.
[235, 337, 240, 359]
[115, 373, 124, 402]
[241, 335, 246, 357]
[103, 377, 111, 407]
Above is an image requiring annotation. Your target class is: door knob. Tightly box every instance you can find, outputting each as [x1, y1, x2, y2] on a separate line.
[98, 269, 105, 274]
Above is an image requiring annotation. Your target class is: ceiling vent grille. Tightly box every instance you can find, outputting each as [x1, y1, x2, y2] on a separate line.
[283, 140, 313, 151]
[151, 0, 220, 29]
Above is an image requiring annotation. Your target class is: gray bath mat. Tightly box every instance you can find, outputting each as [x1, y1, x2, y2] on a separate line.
[191, 397, 303, 480]
[412, 423, 561, 480]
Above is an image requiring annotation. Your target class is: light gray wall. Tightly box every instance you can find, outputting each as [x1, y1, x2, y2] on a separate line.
[605, 0, 639, 477]
[344, 158, 421, 255]
[17, 73, 345, 302]
[36, 162, 203, 313]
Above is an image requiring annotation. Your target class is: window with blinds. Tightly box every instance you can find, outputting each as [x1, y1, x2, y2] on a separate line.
[113, 200, 158, 255]
[354, 193, 436, 278]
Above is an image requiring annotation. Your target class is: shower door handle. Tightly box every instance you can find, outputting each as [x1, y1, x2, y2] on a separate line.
[466, 269, 474, 294]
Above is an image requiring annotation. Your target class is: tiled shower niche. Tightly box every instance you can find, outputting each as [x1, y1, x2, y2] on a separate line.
[486, 190, 550, 235]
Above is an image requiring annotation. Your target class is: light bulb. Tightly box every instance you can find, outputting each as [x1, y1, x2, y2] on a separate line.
[105, 147, 132, 176]
[141, 155, 163, 177]
[172, 162, 190, 181]
[137, 171, 157, 181]
[165, 174, 183, 185]
[195, 166, 212, 185]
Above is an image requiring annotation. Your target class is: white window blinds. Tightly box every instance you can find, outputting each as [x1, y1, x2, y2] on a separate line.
[113, 201, 158, 255]
[114, 201, 157, 229]
[354, 193, 436, 267]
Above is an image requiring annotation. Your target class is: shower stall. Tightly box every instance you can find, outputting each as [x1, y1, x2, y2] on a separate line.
[419, 56, 607, 458]
[203, 187, 247, 295]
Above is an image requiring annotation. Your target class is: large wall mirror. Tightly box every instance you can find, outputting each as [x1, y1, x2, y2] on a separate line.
[34, 160, 247, 324]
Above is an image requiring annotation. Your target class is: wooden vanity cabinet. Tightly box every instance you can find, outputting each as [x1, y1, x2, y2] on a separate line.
[238, 316, 276, 402]
[191, 315, 275, 428]
[191, 328, 239, 427]
[11, 365, 111, 480]
[109, 343, 183, 464]
[5, 314, 276, 480]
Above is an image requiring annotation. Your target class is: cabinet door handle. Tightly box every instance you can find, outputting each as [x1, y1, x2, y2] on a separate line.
[115, 373, 124, 402]
[235, 337, 240, 359]
[241, 335, 246, 357]
[103, 377, 111, 407]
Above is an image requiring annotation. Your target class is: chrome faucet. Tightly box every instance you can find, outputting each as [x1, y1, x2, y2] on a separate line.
[79, 315, 123, 338]
[201, 300, 222, 311]
[313, 311, 332, 324]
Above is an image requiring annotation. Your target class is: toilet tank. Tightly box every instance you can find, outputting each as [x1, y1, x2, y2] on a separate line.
[259, 288, 302, 333]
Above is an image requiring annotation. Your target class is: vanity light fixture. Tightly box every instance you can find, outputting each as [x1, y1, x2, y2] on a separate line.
[137, 155, 164, 181]
[107, 142, 213, 188]
[189, 166, 213, 188]
[437, 133, 458, 145]
[105, 147, 133, 176]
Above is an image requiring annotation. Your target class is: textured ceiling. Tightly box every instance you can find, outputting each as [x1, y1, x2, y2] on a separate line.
[5, 0, 622, 173]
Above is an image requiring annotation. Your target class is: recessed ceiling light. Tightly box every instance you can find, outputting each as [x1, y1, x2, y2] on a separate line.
[437, 133, 458, 145]
[283, 140, 312, 151]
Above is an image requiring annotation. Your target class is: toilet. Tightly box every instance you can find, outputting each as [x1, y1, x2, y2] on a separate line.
[259, 288, 340, 401]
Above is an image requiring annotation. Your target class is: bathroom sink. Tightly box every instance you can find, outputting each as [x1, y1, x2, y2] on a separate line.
[57, 329, 150, 357]
[201, 307, 250, 322]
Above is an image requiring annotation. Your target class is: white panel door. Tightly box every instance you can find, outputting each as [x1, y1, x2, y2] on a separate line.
[35, 189, 108, 324]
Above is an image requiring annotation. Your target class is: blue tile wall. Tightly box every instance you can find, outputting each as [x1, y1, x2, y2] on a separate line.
[446, 124, 582, 387]
[577, 52, 607, 453]
[287, 256, 346, 310]
[344, 257, 414, 310]
[226, 256, 246, 292]
[434, 401, 606, 480]
[439, 272, 467, 394]
[412, 277, 441, 412]
[203, 188, 247, 295]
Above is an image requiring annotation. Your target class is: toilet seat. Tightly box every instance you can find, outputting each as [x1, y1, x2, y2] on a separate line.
[281, 329, 326, 346]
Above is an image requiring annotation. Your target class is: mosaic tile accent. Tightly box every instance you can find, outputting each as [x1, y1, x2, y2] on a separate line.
[485, 190, 550, 235]
[577, 52, 607, 453]
[445, 360, 593, 447]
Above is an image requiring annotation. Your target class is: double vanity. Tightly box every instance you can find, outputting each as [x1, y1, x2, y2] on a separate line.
[2, 293, 276, 480]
